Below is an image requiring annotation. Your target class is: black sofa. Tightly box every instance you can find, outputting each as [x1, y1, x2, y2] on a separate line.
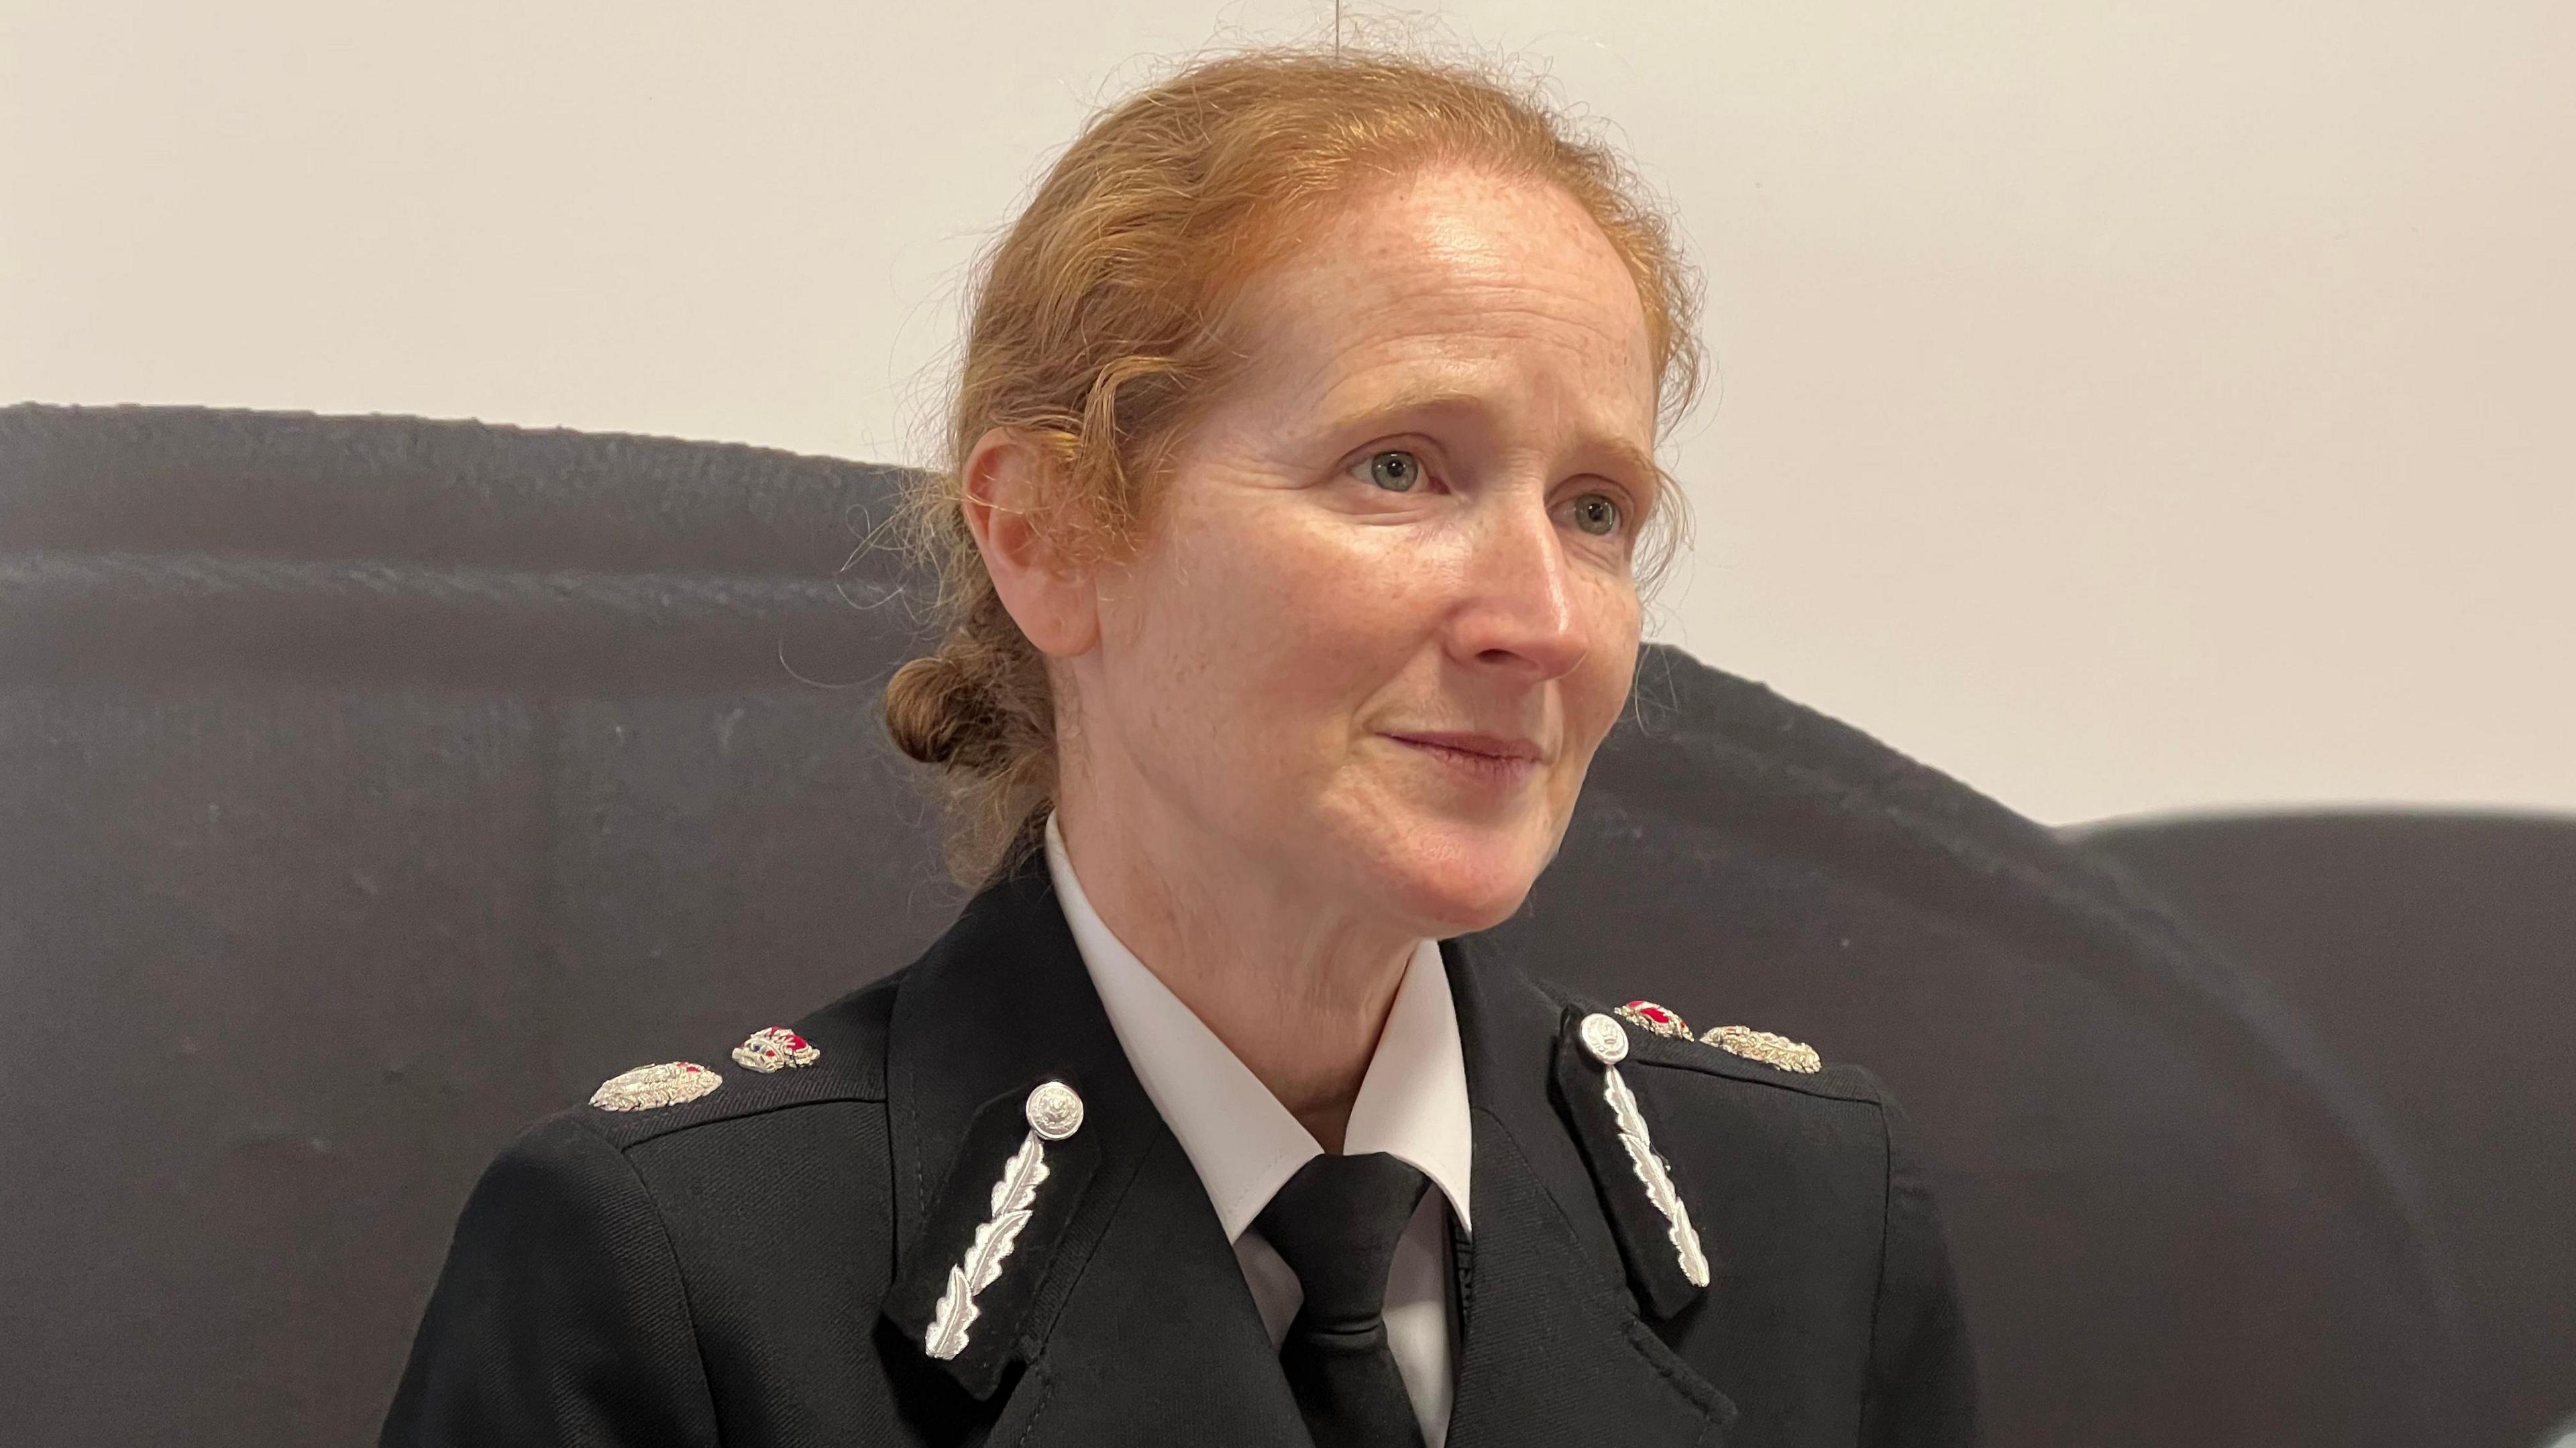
[3, 402, 2566, 1447]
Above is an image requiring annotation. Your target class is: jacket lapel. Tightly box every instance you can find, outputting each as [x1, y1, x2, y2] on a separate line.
[997, 1123, 1309, 1446]
[879, 849, 1306, 1445]
[1443, 933, 1739, 1447]
[878, 849, 1732, 1446]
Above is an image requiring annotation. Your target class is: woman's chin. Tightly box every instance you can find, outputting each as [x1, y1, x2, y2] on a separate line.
[1364, 826, 1552, 937]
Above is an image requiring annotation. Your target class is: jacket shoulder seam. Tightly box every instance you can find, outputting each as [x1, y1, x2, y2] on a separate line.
[553, 1111, 726, 1443]
[1856, 1089, 1898, 1439]
[1625, 1050, 1880, 1101]
[584, 1084, 890, 1152]
[1529, 978, 1880, 1103]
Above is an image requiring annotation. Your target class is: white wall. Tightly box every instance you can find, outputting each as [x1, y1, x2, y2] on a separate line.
[5, 0, 2569, 826]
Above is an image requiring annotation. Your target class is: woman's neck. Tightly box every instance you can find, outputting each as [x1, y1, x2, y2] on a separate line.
[1051, 797, 1420, 1152]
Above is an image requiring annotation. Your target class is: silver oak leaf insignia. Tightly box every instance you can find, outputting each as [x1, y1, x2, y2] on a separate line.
[923, 1131, 1051, 1360]
[1602, 1064, 1711, 1288]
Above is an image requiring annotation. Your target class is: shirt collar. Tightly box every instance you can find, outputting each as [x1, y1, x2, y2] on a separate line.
[1043, 810, 1475, 1239]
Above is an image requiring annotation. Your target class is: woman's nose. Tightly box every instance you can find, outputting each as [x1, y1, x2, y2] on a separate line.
[1447, 492, 1591, 681]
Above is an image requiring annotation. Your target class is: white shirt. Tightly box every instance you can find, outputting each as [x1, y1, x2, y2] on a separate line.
[1042, 811, 1474, 1447]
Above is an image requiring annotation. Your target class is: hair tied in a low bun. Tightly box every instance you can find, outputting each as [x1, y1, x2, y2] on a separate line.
[884, 651, 989, 769]
[879, 44, 1699, 889]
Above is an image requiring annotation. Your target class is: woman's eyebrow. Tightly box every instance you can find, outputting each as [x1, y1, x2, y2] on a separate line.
[1318, 384, 1489, 435]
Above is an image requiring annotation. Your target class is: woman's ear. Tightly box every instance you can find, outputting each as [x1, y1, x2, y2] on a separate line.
[959, 427, 1102, 659]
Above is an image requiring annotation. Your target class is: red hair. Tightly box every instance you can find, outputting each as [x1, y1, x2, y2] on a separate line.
[884, 44, 1706, 887]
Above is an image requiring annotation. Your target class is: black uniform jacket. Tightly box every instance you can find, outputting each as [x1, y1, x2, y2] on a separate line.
[383, 848, 1978, 1447]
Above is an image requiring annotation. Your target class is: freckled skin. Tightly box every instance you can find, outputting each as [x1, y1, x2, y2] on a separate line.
[1075, 165, 1656, 936]
[974, 162, 1661, 1138]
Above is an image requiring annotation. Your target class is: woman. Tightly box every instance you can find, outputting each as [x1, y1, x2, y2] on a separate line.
[384, 46, 1976, 1448]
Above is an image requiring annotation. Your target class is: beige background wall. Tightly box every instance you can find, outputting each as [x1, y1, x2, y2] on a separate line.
[4, 0, 2568, 826]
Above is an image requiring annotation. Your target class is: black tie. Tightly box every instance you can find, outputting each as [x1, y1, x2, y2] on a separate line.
[1254, 1152, 1434, 1448]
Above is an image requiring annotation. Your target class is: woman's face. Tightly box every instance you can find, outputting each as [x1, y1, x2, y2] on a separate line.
[1077, 164, 1660, 936]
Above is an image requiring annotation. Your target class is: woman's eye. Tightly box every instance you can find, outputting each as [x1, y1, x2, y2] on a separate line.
[1364, 450, 1425, 492]
[1569, 492, 1623, 537]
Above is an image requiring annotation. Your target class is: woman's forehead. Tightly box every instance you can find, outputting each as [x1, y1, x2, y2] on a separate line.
[1220, 167, 1660, 445]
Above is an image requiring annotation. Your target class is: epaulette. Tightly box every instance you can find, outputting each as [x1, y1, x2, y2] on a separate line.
[571, 976, 897, 1150]
[1550, 994, 1886, 1320]
[1605, 997, 1882, 1105]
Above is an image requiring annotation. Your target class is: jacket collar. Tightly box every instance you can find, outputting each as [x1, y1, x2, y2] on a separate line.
[877, 846, 1736, 1445]
[1440, 929, 1739, 1445]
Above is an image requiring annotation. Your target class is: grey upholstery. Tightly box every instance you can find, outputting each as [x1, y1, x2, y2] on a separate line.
[3, 402, 2557, 1446]
[2073, 812, 2576, 1448]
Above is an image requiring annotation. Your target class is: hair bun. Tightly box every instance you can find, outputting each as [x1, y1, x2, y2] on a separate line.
[883, 652, 987, 769]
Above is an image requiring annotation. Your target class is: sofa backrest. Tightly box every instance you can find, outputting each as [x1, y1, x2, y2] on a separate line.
[0, 402, 2465, 1446]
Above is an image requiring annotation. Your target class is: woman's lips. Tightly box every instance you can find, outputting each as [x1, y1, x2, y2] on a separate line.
[1388, 733, 1542, 787]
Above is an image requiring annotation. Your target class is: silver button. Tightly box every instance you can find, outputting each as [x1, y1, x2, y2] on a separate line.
[1024, 1080, 1085, 1141]
[1578, 1011, 1630, 1066]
